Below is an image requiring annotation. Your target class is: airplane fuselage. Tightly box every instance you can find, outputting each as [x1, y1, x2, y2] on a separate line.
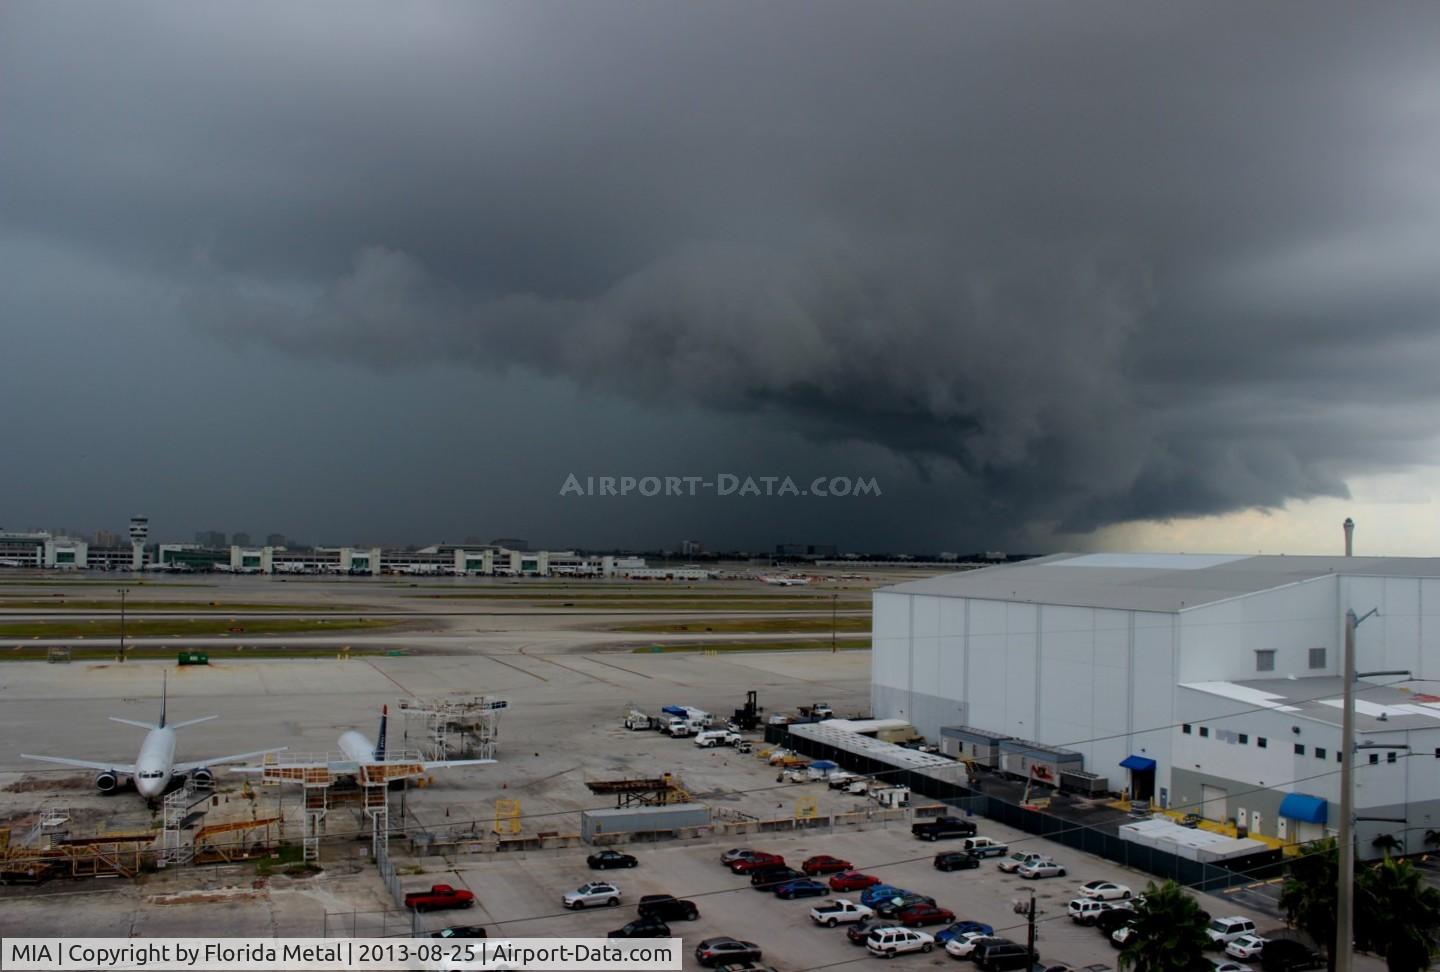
[133, 728, 177, 800]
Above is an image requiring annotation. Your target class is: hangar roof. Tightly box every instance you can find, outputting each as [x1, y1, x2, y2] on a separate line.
[880, 553, 1440, 613]
[1181, 677, 1440, 734]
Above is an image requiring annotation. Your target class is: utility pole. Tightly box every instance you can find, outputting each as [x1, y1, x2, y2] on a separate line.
[1014, 889, 1038, 959]
[831, 592, 838, 653]
[1337, 606, 1397, 972]
[117, 587, 130, 663]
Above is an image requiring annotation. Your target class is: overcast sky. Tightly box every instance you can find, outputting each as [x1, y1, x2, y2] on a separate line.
[4, 2, 1440, 553]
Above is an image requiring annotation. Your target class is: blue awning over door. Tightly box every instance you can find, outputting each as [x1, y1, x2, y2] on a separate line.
[1119, 755, 1156, 772]
[1279, 792, 1328, 824]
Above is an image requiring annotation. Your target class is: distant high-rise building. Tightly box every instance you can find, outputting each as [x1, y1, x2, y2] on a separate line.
[195, 530, 226, 548]
[681, 539, 703, 556]
[232, 532, 251, 547]
[491, 537, 529, 551]
[266, 533, 287, 548]
[95, 529, 122, 547]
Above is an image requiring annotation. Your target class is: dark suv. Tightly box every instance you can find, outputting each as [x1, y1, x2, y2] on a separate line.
[609, 915, 670, 939]
[974, 941, 1037, 971]
[637, 894, 700, 922]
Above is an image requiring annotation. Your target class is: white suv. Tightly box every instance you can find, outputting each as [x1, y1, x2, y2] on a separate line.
[866, 927, 934, 958]
[1205, 916, 1257, 946]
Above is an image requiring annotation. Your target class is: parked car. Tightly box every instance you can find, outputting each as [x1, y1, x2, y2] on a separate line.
[430, 926, 486, 939]
[1211, 962, 1254, 972]
[865, 927, 935, 958]
[973, 941, 1038, 971]
[587, 850, 638, 870]
[859, 884, 909, 907]
[960, 836, 1009, 858]
[695, 939, 762, 968]
[802, 855, 853, 875]
[1259, 940, 1324, 971]
[829, 870, 882, 892]
[810, 898, 874, 927]
[730, 852, 785, 874]
[562, 882, 621, 909]
[911, 815, 978, 841]
[874, 893, 937, 919]
[750, 866, 805, 890]
[934, 921, 994, 944]
[898, 903, 955, 927]
[608, 916, 670, 939]
[720, 848, 762, 866]
[934, 850, 982, 871]
[1225, 934, 1269, 960]
[1079, 880, 1133, 900]
[405, 885, 475, 912]
[997, 852, 1047, 873]
[773, 878, 829, 899]
[1206, 917, 1258, 946]
[1017, 857, 1067, 879]
[944, 933, 1004, 959]
[1069, 898, 1118, 925]
[636, 894, 700, 921]
[847, 916, 899, 946]
[1094, 907, 1137, 937]
[1112, 924, 1138, 948]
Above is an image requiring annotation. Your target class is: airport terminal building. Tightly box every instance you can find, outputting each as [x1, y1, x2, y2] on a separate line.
[872, 553, 1440, 852]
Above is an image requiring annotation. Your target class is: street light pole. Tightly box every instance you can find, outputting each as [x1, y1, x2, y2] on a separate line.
[1337, 606, 1386, 972]
[831, 592, 838, 653]
[118, 587, 129, 663]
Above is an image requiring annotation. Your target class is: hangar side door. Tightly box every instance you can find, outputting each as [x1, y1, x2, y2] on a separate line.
[1200, 784, 1227, 822]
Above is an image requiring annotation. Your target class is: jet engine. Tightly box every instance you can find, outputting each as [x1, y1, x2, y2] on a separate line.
[190, 767, 215, 788]
[94, 771, 119, 793]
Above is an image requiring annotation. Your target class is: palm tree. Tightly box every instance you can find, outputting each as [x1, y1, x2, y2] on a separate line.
[1279, 837, 1338, 969]
[1116, 879, 1212, 972]
[1356, 854, 1440, 972]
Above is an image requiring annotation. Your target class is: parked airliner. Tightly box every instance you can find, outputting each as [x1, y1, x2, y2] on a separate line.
[21, 675, 284, 803]
[232, 705, 493, 781]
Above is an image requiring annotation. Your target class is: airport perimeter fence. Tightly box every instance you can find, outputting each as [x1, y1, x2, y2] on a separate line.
[772, 725, 1285, 895]
[323, 909, 419, 939]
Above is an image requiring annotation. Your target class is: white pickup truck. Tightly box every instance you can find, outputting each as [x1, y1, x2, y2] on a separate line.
[809, 898, 873, 927]
[693, 729, 742, 748]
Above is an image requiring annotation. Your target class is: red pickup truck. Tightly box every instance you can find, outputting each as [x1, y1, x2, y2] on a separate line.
[405, 884, 476, 912]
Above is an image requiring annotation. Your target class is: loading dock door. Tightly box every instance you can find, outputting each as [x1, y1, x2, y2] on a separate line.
[1201, 784, 1227, 822]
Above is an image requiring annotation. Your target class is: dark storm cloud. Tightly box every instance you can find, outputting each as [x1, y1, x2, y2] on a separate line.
[5, 1, 1440, 540]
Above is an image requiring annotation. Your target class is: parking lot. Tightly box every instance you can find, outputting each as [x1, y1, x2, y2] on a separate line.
[412, 817, 1281, 970]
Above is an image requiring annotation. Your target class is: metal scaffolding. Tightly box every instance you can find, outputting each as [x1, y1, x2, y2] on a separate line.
[397, 696, 507, 762]
[256, 750, 425, 861]
[158, 780, 212, 868]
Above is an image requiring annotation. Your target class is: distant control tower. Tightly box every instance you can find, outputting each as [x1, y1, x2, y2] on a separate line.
[128, 515, 149, 570]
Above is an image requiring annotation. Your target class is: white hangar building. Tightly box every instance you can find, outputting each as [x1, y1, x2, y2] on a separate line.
[872, 553, 1440, 852]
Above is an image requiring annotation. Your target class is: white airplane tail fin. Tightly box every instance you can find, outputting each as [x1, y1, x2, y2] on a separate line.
[166, 715, 219, 730]
[108, 717, 161, 731]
